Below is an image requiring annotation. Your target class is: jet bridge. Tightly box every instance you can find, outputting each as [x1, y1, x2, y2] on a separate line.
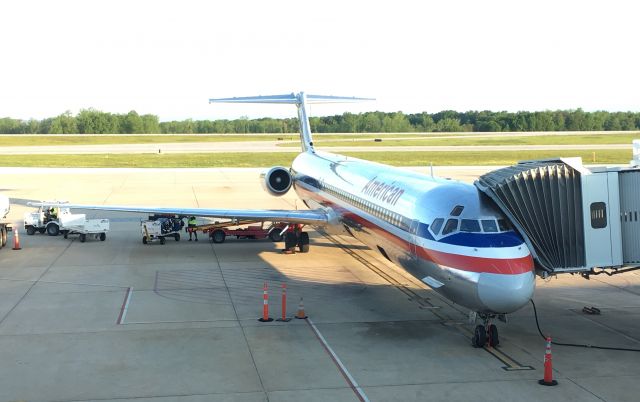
[475, 157, 640, 275]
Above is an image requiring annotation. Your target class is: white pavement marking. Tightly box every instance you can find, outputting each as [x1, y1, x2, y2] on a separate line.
[306, 318, 370, 402]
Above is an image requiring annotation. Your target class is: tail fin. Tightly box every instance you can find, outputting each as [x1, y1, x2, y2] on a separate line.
[209, 92, 374, 153]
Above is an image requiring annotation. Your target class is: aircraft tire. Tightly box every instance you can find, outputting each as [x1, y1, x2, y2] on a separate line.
[298, 232, 310, 253]
[488, 324, 499, 347]
[1, 226, 6, 247]
[80, 233, 86, 243]
[472, 325, 486, 348]
[160, 236, 166, 245]
[100, 233, 106, 241]
[284, 232, 297, 250]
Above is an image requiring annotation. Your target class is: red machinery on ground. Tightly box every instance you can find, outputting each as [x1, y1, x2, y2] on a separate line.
[186, 220, 310, 253]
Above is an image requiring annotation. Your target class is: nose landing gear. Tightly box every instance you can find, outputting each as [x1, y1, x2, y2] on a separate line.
[471, 314, 500, 348]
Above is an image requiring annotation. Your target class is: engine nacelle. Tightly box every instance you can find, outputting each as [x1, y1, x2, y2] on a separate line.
[260, 166, 293, 197]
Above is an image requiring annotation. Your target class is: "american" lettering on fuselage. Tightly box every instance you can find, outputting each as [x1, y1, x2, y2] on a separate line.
[361, 177, 405, 206]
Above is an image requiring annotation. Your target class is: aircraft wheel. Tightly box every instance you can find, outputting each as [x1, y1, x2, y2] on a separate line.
[79, 234, 86, 243]
[472, 325, 487, 348]
[100, 233, 106, 241]
[47, 223, 60, 236]
[26, 226, 36, 235]
[1, 226, 6, 247]
[212, 229, 226, 244]
[160, 237, 166, 245]
[142, 236, 148, 244]
[284, 232, 297, 251]
[298, 232, 310, 253]
[488, 324, 499, 347]
[174, 233, 180, 241]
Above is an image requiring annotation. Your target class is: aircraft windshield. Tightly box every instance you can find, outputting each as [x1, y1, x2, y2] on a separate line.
[430, 216, 512, 237]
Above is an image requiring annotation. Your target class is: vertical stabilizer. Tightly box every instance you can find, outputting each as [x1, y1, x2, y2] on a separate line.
[210, 92, 373, 153]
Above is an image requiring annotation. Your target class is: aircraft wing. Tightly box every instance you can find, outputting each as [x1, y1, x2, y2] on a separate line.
[26, 202, 329, 225]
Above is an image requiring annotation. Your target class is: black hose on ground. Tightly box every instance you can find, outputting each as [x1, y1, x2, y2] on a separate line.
[530, 299, 640, 352]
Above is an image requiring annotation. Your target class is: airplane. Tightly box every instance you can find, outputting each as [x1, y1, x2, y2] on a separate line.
[31, 92, 535, 348]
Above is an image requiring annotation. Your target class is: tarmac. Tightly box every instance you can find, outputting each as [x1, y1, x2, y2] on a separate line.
[0, 167, 639, 402]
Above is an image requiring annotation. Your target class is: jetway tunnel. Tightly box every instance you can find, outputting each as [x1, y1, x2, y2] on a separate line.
[475, 158, 640, 274]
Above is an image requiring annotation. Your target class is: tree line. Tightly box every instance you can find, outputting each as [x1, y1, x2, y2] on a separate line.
[1, 108, 639, 134]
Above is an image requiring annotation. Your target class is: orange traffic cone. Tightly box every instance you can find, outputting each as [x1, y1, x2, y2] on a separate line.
[295, 297, 308, 319]
[538, 336, 558, 386]
[12, 228, 21, 250]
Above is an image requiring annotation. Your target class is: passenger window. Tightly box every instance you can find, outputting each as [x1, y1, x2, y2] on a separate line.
[481, 219, 498, 232]
[430, 218, 444, 235]
[498, 219, 511, 232]
[450, 205, 464, 216]
[442, 219, 459, 235]
[460, 219, 481, 232]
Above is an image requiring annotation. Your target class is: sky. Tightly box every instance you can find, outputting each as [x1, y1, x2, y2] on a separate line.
[1, 0, 639, 122]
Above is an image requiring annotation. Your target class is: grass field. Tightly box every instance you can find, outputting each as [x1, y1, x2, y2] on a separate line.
[0, 149, 630, 168]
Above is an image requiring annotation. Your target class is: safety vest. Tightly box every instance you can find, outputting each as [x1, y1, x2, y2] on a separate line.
[188, 217, 197, 226]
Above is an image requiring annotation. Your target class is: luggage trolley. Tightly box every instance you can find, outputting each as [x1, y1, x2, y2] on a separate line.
[141, 215, 184, 245]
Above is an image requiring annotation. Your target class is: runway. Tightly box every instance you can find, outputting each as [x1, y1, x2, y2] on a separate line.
[0, 167, 639, 401]
[0, 142, 631, 155]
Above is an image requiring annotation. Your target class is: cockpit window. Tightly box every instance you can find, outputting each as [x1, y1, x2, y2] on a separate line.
[481, 219, 498, 232]
[498, 218, 512, 232]
[450, 205, 464, 216]
[430, 218, 444, 236]
[460, 219, 481, 232]
[442, 218, 459, 235]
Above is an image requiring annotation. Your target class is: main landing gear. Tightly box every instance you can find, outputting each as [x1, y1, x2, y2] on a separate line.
[471, 314, 500, 348]
[283, 228, 310, 254]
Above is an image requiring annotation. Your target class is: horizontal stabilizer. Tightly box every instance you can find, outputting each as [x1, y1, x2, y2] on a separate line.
[209, 93, 374, 105]
[209, 91, 374, 153]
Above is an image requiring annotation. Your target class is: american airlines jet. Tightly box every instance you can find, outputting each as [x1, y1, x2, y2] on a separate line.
[32, 93, 535, 348]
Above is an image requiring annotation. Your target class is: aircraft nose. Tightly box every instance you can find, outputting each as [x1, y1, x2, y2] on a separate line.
[477, 271, 535, 313]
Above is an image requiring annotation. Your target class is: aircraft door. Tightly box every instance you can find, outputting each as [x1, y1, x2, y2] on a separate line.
[409, 219, 420, 262]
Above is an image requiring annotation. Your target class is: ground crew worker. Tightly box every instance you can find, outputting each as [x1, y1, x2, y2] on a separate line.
[49, 207, 57, 220]
[188, 216, 198, 241]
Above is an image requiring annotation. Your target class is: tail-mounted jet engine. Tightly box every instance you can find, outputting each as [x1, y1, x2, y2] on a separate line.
[260, 166, 293, 196]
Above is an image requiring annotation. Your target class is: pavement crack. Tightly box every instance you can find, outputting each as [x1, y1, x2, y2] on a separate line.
[0, 240, 74, 327]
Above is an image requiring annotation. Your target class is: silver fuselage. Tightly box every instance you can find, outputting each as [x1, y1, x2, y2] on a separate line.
[291, 151, 535, 314]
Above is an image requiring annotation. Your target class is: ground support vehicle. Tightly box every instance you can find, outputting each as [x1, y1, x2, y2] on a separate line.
[0, 195, 12, 250]
[24, 203, 73, 236]
[60, 214, 109, 243]
[190, 220, 308, 252]
[141, 216, 183, 245]
[193, 220, 287, 244]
